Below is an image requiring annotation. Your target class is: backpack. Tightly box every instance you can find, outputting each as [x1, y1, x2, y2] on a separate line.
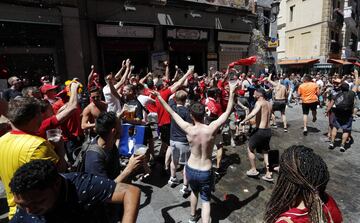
[71, 138, 109, 173]
[334, 91, 355, 111]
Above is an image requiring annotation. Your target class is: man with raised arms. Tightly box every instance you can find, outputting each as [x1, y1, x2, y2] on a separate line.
[153, 81, 237, 223]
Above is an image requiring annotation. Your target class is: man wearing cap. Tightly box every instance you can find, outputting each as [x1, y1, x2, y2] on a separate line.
[40, 83, 58, 105]
[240, 88, 273, 182]
[3, 76, 22, 101]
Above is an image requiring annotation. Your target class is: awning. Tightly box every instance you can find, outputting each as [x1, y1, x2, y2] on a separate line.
[327, 59, 353, 65]
[278, 59, 319, 65]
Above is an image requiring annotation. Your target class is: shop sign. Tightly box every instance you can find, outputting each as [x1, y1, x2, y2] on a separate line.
[267, 38, 279, 48]
[219, 44, 248, 53]
[97, 24, 154, 38]
[167, 28, 208, 40]
[218, 32, 250, 43]
[207, 53, 218, 60]
[183, 0, 246, 9]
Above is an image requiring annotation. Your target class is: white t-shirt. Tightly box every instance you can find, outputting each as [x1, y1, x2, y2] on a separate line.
[137, 95, 155, 107]
[103, 85, 121, 113]
[316, 80, 324, 89]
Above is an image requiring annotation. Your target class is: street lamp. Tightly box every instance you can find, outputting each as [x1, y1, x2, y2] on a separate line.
[260, 0, 281, 24]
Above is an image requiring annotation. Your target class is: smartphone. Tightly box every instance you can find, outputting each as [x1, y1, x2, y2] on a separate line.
[188, 65, 195, 71]
[268, 150, 279, 172]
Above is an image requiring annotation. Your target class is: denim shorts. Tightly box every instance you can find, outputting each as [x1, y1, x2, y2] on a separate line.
[185, 165, 213, 202]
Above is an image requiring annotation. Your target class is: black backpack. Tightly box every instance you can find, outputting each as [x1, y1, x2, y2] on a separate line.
[334, 91, 355, 111]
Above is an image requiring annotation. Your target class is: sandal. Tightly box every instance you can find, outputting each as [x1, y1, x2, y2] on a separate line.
[246, 169, 259, 176]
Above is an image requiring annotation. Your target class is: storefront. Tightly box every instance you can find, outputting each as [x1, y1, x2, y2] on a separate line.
[217, 31, 250, 71]
[97, 24, 155, 76]
[278, 59, 319, 74]
[165, 28, 208, 74]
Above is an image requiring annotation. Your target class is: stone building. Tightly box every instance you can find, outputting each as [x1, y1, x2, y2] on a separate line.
[0, 0, 257, 85]
[276, 0, 360, 74]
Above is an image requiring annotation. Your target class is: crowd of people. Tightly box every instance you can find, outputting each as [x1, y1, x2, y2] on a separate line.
[0, 58, 357, 223]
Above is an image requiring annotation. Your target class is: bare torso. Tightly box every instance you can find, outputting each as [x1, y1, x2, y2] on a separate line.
[90, 101, 107, 120]
[186, 123, 217, 171]
[274, 84, 287, 100]
[255, 99, 272, 129]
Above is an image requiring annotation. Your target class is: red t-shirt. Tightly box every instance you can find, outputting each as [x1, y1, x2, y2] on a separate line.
[60, 106, 83, 141]
[156, 88, 173, 126]
[276, 194, 342, 223]
[38, 115, 60, 139]
[52, 99, 65, 114]
[206, 97, 223, 117]
[220, 89, 229, 111]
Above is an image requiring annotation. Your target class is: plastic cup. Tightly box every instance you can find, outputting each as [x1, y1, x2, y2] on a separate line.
[134, 144, 148, 156]
[46, 129, 62, 142]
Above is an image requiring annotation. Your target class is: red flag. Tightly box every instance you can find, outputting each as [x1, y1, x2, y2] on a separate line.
[228, 56, 257, 68]
[353, 62, 360, 67]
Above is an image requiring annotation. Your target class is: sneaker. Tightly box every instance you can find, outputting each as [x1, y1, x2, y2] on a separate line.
[189, 214, 200, 223]
[261, 175, 274, 182]
[340, 145, 346, 152]
[303, 130, 308, 136]
[328, 143, 334, 150]
[284, 128, 288, 132]
[246, 169, 259, 177]
[180, 185, 191, 195]
[168, 177, 179, 186]
[271, 124, 278, 129]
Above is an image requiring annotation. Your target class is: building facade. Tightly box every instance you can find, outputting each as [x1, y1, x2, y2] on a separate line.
[276, 0, 360, 74]
[0, 0, 257, 86]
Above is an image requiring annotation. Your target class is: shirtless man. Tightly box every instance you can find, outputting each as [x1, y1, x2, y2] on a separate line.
[81, 87, 107, 133]
[154, 81, 237, 223]
[240, 88, 273, 182]
[267, 73, 288, 131]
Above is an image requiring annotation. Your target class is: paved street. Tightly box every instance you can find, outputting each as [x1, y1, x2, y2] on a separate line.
[0, 105, 359, 222]
[136, 104, 360, 223]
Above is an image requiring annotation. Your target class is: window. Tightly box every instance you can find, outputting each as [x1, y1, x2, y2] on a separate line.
[290, 6, 295, 22]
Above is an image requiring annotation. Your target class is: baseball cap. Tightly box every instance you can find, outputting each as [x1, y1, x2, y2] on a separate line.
[40, 84, 58, 94]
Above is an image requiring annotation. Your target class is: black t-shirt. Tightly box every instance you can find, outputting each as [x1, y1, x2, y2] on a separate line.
[169, 100, 192, 143]
[85, 138, 121, 180]
[10, 173, 116, 223]
[3, 88, 21, 101]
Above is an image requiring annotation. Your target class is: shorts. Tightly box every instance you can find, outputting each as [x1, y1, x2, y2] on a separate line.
[170, 140, 190, 165]
[249, 128, 271, 153]
[302, 102, 318, 115]
[185, 165, 213, 202]
[159, 124, 170, 145]
[272, 99, 286, 113]
[333, 115, 353, 133]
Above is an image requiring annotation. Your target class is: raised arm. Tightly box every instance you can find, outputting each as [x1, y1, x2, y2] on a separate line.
[164, 61, 170, 81]
[154, 91, 192, 133]
[115, 60, 126, 81]
[169, 68, 193, 93]
[209, 81, 237, 131]
[55, 82, 79, 123]
[139, 72, 152, 84]
[105, 74, 122, 101]
[117, 59, 131, 88]
[88, 65, 95, 84]
[266, 73, 278, 87]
